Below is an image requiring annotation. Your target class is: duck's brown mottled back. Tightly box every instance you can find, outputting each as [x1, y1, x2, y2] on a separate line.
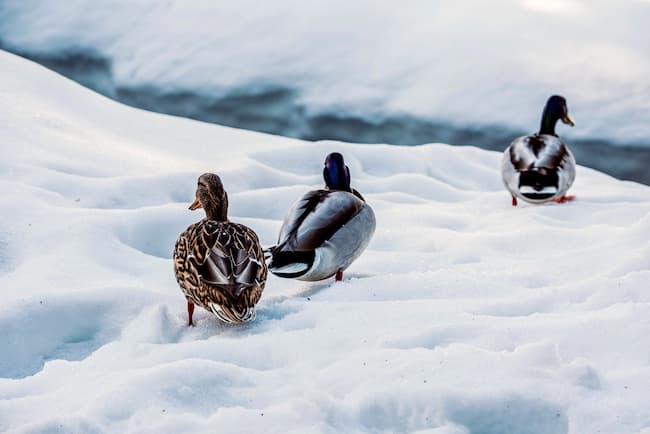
[174, 173, 267, 324]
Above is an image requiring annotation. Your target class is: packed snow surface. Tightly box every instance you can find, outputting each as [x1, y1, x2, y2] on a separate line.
[1, 51, 649, 434]
[1, 0, 649, 144]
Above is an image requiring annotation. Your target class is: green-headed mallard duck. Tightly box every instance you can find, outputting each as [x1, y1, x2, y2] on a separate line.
[267, 152, 376, 281]
[502, 95, 577, 206]
[173, 173, 267, 325]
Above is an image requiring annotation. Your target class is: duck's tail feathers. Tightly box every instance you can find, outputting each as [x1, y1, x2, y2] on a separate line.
[268, 250, 315, 278]
[263, 246, 274, 261]
[210, 303, 256, 323]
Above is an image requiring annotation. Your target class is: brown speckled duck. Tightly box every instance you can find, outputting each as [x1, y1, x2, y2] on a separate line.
[173, 173, 267, 325]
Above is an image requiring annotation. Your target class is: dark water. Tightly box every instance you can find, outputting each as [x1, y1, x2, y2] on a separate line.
[7, 48, 650, 185]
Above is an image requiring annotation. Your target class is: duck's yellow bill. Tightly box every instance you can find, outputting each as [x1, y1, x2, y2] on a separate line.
[188, 197, 202, 210]
[562, 114, 575, 126]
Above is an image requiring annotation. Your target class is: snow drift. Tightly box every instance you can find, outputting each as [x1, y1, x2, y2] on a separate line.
[1, 51, 649, 434]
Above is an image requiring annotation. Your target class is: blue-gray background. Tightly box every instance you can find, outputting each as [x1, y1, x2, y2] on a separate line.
[2, 0, 648, 183]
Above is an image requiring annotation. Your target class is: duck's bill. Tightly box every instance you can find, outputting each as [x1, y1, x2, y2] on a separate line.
[189, 197, 202, 210]
[561, 114, 575, 126]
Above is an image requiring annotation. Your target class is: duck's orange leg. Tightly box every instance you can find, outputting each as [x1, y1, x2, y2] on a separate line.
[187, 301, 195, 326]
[335, 270, 343, 281]
[552, 195, 576, 204]
[512, 196, 518, 207]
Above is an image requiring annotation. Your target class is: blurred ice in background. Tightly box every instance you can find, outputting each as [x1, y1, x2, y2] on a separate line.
[1, 0, 649, 183]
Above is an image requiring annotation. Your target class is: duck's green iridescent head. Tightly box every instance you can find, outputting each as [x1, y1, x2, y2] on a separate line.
[323, 152, 352, 192]
[539, 95, 575, 136]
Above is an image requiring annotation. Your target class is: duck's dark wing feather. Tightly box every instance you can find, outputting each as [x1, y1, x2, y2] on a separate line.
[190, 221, 266, 300]
[509, 134, 569, 171]
[274, 190, 365, 253]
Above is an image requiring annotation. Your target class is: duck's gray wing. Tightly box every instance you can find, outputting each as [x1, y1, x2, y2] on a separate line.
[275, 190, 365, 253]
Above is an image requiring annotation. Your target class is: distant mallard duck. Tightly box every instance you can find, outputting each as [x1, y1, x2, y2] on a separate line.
[502, 95, 577, 206]
[173, 173, 267, 325]
[267, 152, 376, 281]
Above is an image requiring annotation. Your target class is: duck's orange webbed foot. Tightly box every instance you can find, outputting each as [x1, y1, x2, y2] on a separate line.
[552, 195, 576, 204]
[335, 270, 343, 282]
[512, 196, 518, 207]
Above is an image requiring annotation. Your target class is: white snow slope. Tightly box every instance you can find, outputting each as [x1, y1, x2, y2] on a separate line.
[1, 51, 649, 434]
[1, 0, 649, 143]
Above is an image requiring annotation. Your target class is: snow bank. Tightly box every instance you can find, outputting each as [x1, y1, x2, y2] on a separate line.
[1, 0, 649, 144]
[1, 51, 649, 434]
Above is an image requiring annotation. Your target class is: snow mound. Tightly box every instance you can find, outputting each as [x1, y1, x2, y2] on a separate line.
[1, 51, 649, 434]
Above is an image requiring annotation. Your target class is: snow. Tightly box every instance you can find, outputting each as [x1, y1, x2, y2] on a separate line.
[1, 50, 650, 434]
[1, 0, 649, 144]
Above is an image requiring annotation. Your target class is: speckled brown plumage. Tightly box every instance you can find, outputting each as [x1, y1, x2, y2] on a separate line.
[174, 173, 267, 324]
